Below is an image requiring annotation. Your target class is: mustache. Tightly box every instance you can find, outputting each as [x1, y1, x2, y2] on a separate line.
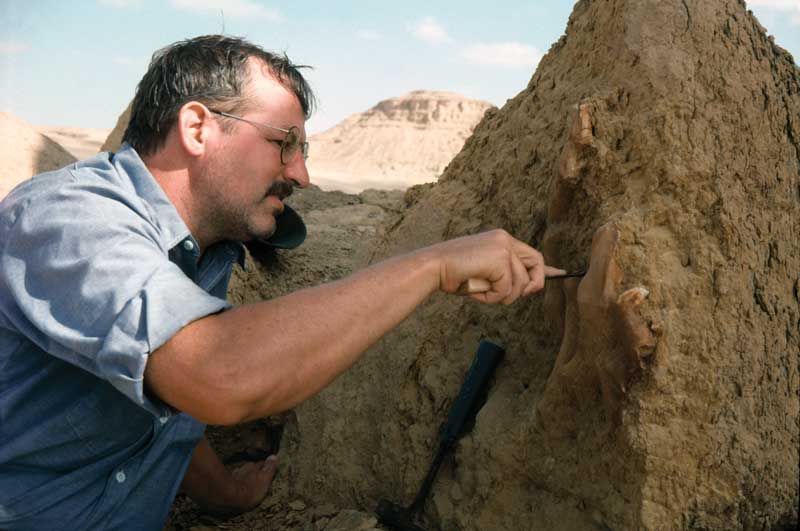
[266, 180, 294, 200]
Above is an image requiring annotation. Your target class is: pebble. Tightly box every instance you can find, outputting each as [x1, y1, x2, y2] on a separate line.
[289, 500, 307, 511]
[313, 503, 338, 519]
[323, 509, 378, 531]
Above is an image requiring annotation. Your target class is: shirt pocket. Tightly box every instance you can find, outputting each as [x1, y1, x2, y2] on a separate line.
[65, 381, 154, 462]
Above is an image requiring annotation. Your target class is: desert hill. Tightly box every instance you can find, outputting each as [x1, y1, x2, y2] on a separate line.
[37, 126, 110, 160]
[307, 90, 494, 192]
[0, 112, 76, 199]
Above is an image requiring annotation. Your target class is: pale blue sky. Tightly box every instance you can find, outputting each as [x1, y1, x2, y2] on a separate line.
[1, 0, 798, 134]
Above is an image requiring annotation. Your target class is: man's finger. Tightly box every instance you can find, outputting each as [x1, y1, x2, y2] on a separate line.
[501, 253, 528, 304]
[510, 240, 545, 268]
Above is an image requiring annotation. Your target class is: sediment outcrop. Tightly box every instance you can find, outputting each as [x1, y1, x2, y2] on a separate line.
[273, 1, 800, 529]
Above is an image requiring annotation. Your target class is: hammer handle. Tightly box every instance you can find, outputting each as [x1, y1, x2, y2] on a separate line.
[441, 340, 505, 443]
[408, 340, 505, 516]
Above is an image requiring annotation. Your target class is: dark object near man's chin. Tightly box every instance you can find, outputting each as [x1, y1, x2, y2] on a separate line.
[243, 205, 306, 265]
[257, 205, 306, 249]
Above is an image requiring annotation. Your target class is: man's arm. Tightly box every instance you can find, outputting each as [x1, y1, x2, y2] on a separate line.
[145, 230, 561, 424]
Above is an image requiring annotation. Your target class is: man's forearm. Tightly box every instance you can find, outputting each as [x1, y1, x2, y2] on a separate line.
[146, 229, 558, 424]
[148, 246, 441, 424]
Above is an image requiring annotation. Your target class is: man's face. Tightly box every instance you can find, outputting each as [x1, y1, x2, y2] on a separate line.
[201, 59, 310, 243]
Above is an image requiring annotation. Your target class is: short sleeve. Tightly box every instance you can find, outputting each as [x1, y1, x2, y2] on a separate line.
[0, 177, 230, 415]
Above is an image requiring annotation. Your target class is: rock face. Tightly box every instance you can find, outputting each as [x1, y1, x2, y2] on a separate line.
[275, 1, 799, 530]
[0, 112, 76, 198]
[307, 91, 494, 192]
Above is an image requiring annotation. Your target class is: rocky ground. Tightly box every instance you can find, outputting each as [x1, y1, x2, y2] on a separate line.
[167, 483, 386, 531]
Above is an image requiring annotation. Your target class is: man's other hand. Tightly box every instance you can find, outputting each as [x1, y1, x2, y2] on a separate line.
[180, 437, 279, 517]
[227, 455, 280, 513]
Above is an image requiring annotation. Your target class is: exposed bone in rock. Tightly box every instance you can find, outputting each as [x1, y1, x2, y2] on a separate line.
[538, 223, 657, 437]
[549, 103, 594, 222]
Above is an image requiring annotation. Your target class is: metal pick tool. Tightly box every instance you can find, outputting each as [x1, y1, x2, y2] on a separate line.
[545, 269, 587, 280]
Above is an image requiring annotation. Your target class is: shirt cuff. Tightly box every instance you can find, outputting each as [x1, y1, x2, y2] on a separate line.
[96, 262, 231, 416]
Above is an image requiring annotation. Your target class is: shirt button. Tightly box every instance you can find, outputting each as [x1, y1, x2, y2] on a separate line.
[183, 239, 195, 251]
[159, 416, 169, 425]
[115, 470, 126, 483]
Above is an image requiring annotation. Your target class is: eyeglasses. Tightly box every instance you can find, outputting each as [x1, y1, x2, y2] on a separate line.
[211, 110, 308, 165]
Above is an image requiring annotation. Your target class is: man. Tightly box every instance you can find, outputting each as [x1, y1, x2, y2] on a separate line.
[0, 35, 563, 529]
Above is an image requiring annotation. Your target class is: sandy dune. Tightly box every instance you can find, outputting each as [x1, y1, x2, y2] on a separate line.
[36, 125, 110, 160]
[0, 112, 77, 199]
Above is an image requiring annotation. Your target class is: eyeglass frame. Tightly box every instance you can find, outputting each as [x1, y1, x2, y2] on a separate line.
[210, 110, 309, 165]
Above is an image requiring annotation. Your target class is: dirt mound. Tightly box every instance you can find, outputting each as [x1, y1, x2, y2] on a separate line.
[0, 112, 76, 198]
[265, 1, 799, 530]
[307, 91, 494, 192]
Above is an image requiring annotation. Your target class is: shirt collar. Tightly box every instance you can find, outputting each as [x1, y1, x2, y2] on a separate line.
[112, 142, 192, 251]
[112, 143, 247, 268]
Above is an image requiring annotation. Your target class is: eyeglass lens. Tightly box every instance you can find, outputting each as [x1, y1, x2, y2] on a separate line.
[280, 127, 308, 164]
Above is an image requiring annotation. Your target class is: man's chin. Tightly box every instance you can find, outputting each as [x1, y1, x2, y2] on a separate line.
[248, 219, 277, 242]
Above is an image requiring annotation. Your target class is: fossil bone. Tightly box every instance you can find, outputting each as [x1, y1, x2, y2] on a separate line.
[538, 223, 657, 437]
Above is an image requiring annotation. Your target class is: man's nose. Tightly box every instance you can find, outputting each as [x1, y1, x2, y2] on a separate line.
[283, 153, 310, 189]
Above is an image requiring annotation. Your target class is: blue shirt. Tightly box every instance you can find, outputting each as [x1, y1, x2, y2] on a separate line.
[0, 144, 245, 529]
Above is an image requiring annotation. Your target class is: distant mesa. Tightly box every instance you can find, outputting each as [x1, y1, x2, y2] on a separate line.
[307, 90, 494, 193]
[0, 112, 76, 199]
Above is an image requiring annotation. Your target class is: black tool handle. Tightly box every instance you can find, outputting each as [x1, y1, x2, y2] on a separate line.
[440, 340, 505, 444]
[407, 340, 505, 516]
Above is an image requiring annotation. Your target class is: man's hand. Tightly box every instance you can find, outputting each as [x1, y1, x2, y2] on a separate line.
[180, 437, 279, 516]
[226, 456, 279, 513]
[430, 229, 565, 304]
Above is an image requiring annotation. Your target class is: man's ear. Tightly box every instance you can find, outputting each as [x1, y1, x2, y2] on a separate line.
[176, 101, 213, 157]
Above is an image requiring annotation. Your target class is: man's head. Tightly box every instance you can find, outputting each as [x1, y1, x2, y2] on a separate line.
[123, 35, 314, 157]
[124, 35, 315, 245]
